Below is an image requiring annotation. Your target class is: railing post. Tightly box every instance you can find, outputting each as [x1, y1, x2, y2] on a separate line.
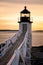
[11, 49, 19, 65]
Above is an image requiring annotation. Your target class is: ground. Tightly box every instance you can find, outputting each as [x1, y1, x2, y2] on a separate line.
[31, 46, 43, 65]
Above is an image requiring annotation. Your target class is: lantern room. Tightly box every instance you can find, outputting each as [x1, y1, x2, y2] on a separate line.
[20, 6, 31, 22]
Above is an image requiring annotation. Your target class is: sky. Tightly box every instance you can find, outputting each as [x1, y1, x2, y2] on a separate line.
[0, 0, 43, 30]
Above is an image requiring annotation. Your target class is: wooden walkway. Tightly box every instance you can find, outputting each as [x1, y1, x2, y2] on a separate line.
[0, 33, 25, 65]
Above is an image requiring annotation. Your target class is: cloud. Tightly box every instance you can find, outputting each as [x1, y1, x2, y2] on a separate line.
[0, 0, 43, 4]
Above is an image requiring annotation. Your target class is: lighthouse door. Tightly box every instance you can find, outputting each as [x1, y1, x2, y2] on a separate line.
[22, 24, 27, 33]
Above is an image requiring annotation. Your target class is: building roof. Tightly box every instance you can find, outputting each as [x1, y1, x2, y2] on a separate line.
[21, 6, 30, 14]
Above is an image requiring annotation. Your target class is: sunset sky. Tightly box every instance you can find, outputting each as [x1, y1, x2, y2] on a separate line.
[0, 0, 43, 31]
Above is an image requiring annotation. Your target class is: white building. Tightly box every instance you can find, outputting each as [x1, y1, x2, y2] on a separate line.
[18, 6, 32, 64]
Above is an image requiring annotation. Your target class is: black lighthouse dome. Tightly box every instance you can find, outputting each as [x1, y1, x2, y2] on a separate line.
[21, 6, 30, 14]
[18, 6, 32, 23]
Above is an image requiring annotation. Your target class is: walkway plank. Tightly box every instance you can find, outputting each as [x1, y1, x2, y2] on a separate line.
[0, 33, 25, 65]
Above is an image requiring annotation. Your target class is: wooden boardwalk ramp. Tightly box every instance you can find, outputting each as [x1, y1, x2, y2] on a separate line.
[0, 33, 25, 65]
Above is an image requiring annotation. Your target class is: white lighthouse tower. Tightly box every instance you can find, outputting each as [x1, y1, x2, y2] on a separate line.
[18, 6, 32, 33]
[18, 6, 32, 65]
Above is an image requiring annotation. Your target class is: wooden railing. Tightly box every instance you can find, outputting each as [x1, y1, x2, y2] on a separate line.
[0, 30, 22, 58]
[7, 31, 28, 65]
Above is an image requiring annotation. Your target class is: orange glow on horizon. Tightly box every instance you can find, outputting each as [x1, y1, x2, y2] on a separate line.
[0, 2, 43, 30]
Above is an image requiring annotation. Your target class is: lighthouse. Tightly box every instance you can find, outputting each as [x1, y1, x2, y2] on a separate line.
[18, 6, 32, 33]
[18, 6, 32, 65]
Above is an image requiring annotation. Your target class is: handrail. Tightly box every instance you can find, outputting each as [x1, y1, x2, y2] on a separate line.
[18, 31, 28, 50]
[7, 31, 28, 65]
[0, 31, 22, 58]
[7, 53, 16, 65]
[7, 49, 19, 65]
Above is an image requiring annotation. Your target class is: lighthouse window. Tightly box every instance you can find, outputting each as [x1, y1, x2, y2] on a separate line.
[22, 24, 27, 33]
[21, 14, 30, 17]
